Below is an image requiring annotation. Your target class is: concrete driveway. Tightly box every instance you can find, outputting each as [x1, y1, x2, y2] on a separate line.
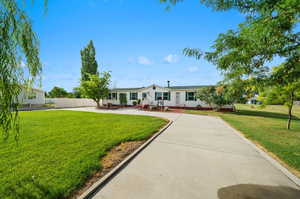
[66, 107, 300, 199]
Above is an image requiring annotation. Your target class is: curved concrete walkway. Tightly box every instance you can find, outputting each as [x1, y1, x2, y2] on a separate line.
[66, 107, 299, 199]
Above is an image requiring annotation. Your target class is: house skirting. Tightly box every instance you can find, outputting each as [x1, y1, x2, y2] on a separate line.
[107, 104, 234, 112]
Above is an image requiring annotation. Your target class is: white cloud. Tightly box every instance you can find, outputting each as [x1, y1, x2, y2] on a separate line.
[163, 54, 178, 64]
[137, 56, 152, 65]
[188, 66, 199, 72]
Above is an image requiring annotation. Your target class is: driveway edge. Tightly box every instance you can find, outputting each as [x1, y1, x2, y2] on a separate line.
[78, 120, 173, 199]
[217, 117, 300, 187]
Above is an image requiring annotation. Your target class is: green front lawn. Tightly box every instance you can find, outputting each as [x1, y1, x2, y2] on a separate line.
[185, 104, 300, 174]
[0, 110, 167, 199]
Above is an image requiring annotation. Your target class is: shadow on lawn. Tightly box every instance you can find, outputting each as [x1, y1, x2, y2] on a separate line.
[232, 109, 299, 120]
[218, 184, 300, 199]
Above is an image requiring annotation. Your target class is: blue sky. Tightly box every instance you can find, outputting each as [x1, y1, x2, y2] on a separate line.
[26, 0, 245, 92]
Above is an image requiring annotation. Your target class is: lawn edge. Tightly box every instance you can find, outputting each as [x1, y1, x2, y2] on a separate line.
[77, 120, 173, 199]
[216, 117, 300, 187]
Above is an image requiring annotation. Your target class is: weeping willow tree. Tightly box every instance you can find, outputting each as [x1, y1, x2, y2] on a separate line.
[0, 0, 43, 139]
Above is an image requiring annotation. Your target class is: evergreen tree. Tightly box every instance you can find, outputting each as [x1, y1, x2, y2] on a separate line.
[80, 41, 98, 81]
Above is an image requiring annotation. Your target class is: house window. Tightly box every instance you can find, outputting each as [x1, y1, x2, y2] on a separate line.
[130, 92, 138, 100]
[163, 92, 170, 100]
[155, 92, 162, 100]
[142, 92, 147, 99]
[155, 92, 170, 101]
[186, 92, 196, 101]
[108, 93, 117, 100]
[28, 92, 37, 100]
[112, 93, 117, 100]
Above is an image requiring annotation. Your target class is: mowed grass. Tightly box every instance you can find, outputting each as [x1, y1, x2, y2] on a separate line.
[185, 104, 300, 173]
[0, 110, 167, 199]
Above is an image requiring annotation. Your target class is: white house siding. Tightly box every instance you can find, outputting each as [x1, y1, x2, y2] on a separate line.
[18, 88, 45, 105]
[104, 85, 211, 108]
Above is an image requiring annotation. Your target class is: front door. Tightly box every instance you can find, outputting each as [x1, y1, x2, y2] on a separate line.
[176, 92, 180, 105]
[119, 93, 127, 105]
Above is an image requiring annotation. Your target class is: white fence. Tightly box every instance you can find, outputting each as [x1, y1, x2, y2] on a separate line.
[45, 98, 97, 108]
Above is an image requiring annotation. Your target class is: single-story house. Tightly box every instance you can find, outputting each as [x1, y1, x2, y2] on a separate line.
[18, 87, 45, 105]
[104, 84, 217, 109]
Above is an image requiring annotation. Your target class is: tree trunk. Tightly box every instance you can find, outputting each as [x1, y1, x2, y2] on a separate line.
[287, 92, 294, 130]
[287, 106, 292, 130]
[96, 100, 100, 109]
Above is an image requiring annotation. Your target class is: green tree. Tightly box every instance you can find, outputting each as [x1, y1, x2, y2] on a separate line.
[197, 85, 234, 111]
[222, 78, 258, 104]
[259, 84, 300, 130]
[163, 0, 300, 98]
[80, 40, 98, 81]
[48, 87, 69, 98]
[259, 65, 300, 130]
[72, 87, 82, 98]
[197, 86, 215, 108]
[162, 0, 300, 128]
[0, 0, 43, 139]
[214, 85, 235, 110]
[258, 88, 284, 105]
[80, 73, 111, 108]
[67, 92, 75, 98]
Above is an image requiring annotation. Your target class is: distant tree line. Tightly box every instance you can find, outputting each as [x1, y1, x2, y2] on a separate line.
[46, 86, 81, 98]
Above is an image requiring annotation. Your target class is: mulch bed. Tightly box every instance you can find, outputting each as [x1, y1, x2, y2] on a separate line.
[69, 141, 144, 199]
